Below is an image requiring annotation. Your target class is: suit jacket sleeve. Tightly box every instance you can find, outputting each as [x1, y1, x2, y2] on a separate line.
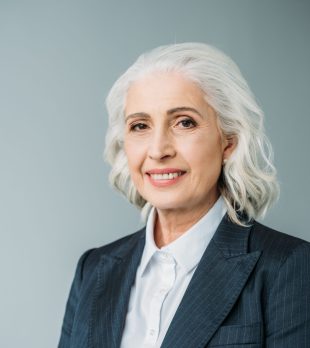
[265, 242, 310, 347]
[58, 249, 94, 348]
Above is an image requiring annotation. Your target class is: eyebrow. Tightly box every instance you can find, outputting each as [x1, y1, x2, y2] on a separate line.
[125, 106, 203, 122]
[167, 106, 203, 117]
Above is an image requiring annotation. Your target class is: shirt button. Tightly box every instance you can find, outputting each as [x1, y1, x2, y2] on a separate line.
[149, 329, 156, 336]
[160, 252, 171, 261]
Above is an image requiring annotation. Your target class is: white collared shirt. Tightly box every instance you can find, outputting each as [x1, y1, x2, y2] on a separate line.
[120, 197, 227, 348]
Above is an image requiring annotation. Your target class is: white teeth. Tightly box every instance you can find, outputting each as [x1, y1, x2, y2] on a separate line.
[150, 172, 182, 180]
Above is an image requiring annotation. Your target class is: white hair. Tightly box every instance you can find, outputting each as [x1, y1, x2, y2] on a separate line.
[104, 42, 279, 225]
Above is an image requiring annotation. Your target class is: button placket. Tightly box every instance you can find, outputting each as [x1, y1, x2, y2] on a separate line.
[144, 251, 176, 346]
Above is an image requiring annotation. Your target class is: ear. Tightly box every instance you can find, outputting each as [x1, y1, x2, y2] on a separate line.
[222, 135, 237, 162]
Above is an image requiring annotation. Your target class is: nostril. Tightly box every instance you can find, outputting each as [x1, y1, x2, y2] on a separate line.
[147, 142, 176, 160]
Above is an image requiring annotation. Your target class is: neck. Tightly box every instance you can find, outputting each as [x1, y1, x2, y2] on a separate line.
[154, 196, 219, 248]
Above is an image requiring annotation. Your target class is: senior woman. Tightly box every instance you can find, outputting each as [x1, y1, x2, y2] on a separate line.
[58, 43, 310, 348]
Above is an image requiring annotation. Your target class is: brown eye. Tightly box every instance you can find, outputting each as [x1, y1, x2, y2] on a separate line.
[130, 123, 148, 131]
[177, 118, 197, 128]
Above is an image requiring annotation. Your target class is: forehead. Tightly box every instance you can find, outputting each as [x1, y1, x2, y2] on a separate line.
[125, 71, 207, 114]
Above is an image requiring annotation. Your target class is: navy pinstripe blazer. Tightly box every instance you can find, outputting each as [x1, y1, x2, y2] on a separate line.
[58, 215, 310, 347]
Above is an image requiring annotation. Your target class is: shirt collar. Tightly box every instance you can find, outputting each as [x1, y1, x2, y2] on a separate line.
[139, 196, 227, 276]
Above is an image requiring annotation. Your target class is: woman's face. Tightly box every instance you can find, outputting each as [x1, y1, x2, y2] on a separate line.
[124, 71, 233, 215]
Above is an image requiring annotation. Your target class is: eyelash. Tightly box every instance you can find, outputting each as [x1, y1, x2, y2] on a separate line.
[128, 117, 197, 132]
[176, 117, 197, 129]
[129, 122, 148, 131]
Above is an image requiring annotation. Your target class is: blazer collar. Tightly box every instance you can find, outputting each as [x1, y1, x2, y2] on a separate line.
[90, 214, 261, 348]
[90, 229, 146, 348]
[161, 214, 261, 348]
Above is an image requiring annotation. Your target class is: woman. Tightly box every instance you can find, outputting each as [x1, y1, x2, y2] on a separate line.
[59, 43, 310, 347]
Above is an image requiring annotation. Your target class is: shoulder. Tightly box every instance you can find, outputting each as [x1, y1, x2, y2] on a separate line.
[250, 221, 309, 252]
[76, 228, 145, 277]
[249, 221, 310, 274]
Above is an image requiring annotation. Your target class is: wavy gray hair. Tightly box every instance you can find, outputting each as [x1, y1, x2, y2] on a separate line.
[104, 42, 279, 225]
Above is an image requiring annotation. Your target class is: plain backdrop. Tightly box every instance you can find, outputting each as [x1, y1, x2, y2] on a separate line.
[1, 0, 309, 347]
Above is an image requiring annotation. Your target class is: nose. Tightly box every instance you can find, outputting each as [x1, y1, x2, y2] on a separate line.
[147, 127, 176, 161]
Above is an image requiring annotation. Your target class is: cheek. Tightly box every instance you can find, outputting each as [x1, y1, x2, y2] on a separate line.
[124, 141, 144, 175]
[181, 135, 222, 163]
[180, 137, 223, 181]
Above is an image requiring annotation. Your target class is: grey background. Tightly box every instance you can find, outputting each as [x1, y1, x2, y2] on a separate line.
[1, 0, 309, 347]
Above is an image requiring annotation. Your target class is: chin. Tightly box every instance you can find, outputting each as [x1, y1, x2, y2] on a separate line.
[149, 200, 188, 212]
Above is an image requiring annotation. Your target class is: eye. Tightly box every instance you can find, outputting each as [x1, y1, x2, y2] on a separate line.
[176, 117, 197, 129]
[129, 122, 148, 132]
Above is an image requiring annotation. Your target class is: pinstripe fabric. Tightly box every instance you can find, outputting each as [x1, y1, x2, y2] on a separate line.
[58, 232, 145, 348]
[58, 215, 310, 347]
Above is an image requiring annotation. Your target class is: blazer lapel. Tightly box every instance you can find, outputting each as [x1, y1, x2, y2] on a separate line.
[161, 215, 261, 348]
[90, 230, 145, 348]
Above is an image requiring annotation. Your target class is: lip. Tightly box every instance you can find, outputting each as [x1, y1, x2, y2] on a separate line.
[146, 168, 185, 175]
[146, 168, 186, 187]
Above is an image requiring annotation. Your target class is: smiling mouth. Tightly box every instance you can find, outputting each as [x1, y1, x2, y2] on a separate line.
[148, 171, 185, 181]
